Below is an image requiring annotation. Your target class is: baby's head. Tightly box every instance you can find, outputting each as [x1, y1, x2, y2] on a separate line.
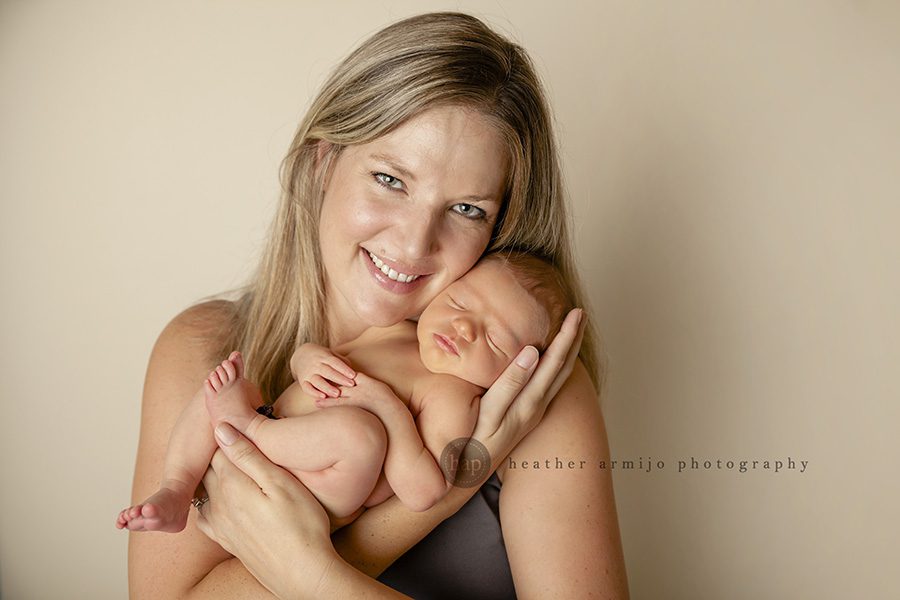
[416, 250, 573, 388]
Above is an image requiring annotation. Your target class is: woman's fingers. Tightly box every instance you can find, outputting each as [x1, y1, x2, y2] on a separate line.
[545, 309, 588, 401]
[200, 424, 292, 551]
[474, 345, 539, 436]
[517, 307, 584, 413]
[208, 423, 284, 494]
[473, 308, 584, 443]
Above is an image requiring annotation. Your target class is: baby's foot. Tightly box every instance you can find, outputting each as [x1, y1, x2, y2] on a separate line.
[204, 351, 266, 437]
[115, 487, 191, 532]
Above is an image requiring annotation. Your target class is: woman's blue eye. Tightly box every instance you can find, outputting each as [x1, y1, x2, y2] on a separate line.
[452, 203, 487, 220]
[373, 172, 403, 190]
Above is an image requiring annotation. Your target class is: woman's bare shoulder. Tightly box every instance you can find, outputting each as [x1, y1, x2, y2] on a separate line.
[161, 299, 235, 346]
[145, 300, 236, 400]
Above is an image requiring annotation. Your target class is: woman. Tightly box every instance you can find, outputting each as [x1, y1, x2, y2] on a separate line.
[128, 12, 628, 598]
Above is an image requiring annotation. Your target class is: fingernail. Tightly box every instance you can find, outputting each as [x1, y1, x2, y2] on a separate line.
[515, 346, 538, 369]
[215, 423, 238, 446]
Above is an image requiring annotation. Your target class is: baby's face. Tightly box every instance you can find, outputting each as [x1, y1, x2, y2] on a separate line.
[416, 259, 550, 387]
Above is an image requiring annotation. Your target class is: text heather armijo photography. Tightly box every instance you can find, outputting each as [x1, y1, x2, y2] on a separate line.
[506, 455, 810, 474]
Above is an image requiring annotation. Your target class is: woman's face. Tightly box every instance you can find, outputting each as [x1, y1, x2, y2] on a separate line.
[318, 105, 509, 343]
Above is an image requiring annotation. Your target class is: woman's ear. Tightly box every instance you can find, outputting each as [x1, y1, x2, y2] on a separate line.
[314, 139, 335, 190]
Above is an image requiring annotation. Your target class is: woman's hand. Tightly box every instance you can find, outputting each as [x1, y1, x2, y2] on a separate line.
[196, 422, 411, 599]
[195, 422, 338, 599]
[469, 307, 586, 475]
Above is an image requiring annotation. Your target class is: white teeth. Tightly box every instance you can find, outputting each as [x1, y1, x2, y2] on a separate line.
[367, 251, 420, 283]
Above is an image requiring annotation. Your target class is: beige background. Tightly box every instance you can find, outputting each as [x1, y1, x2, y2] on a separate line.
[2, 1, 898, 598]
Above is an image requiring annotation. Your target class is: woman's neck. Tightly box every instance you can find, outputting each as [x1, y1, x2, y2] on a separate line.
[324, 302, 371, 348]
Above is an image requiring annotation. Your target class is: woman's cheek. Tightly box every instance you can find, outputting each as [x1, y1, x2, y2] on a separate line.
[446, 227, 492, 276]
[350, 194, 392, 229]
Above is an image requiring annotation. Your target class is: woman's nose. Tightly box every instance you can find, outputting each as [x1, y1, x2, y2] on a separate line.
[451, 316, 476, 343]
[399, 209, 440, 259]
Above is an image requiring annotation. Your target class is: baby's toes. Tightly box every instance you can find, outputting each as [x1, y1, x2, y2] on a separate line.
[221, 359, 236, 381]
[228, 351, 245, 377]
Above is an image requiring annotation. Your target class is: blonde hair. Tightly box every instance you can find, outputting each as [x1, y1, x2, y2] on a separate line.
[199, 12, 605, 403]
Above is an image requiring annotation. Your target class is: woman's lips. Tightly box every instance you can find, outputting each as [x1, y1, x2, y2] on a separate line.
[360, 247, 429, 295]
[433, 333, 459, 356]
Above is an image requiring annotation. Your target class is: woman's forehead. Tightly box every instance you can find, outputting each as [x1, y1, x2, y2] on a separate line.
[353, 106, 509, 192]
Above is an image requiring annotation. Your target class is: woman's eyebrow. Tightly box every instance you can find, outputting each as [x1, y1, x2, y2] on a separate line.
[369, 152, 500, 204]
[369, 153, 416, 181]
[463, 193, 501, 204]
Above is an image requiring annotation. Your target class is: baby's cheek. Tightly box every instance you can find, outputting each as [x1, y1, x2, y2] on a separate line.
[486, 357, 509, 386]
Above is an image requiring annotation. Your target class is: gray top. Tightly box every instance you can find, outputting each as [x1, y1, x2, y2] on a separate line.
[377, 472, 517, 599]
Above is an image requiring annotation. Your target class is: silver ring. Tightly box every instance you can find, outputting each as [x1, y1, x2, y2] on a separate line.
[191, 496, 209, 510]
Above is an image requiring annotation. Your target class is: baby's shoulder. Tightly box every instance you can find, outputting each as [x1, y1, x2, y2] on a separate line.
[413, 371, 482, 408]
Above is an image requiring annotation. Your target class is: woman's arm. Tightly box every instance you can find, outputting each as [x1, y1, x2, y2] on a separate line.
[130, 303, 408, 598]
[128, 302, 275, 599]
[500, 359, 630, 598]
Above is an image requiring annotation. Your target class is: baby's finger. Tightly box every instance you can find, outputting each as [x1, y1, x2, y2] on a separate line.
[310, 375, 340, 398]
[314, 395, 341, 408]
[323, 356, 356, 380]
[301, 380, 327, 399]
[321, 364, 356, 387]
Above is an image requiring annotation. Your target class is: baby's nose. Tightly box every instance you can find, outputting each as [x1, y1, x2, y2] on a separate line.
[452, 317, 476, 343]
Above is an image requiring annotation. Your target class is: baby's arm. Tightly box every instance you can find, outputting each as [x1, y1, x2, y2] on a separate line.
[318, 374, 478, 512]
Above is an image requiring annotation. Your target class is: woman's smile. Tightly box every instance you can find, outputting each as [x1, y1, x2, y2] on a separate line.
[360, 247, 430, 295]
[365, 249, 425, 283]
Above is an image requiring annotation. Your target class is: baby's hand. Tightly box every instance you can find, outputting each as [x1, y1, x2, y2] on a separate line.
[290, 343, 356, 399]
[315, 372, 396, 409]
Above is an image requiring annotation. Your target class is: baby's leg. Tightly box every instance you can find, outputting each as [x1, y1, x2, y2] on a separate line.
[205, 355, 387, 519]
[116, 351, 244, 532]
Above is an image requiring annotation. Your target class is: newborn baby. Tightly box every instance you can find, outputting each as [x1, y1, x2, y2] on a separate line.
[117, 250, 572, 532]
